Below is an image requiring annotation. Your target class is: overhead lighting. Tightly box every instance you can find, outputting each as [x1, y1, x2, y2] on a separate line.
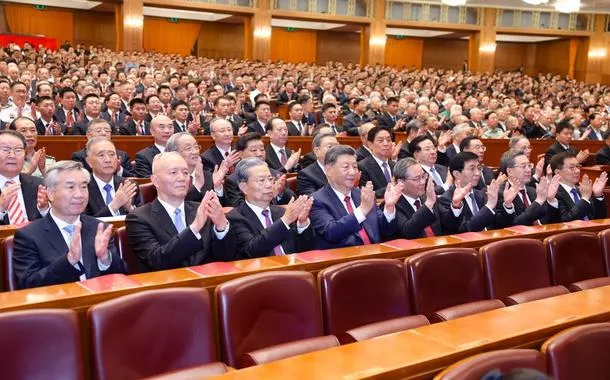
[369, 36, 387, 46]
[555, 0, 580, 13]
[441, 0, 467, 6]
[125, 17, 143, 28]
[589, 48, 607, 59]
[479, 43, 497, 53]
[522, 0, 549, 5]
[253, 27, 271, 38]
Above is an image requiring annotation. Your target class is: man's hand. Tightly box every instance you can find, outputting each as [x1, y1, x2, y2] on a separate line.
[503, 180, 520, 208]
[576, 149, 590, 164]
[281, 196, 307, 225]
[213, 160, 229, 189]
[37, 147, 47, 174]
[190, 191, 212, 232]
[297, 196, 313, 225]
[451, 183, 472, 209]
[390, 141, 404, 161]
[94, 222, 113, 264]
[188, 121, 200, 135]
[272, 174, 286, 197]
[580, 174, 593, 201]
[547, 174, 561, 202]
[0, 182, 21, 213]
[192, 159, 205, 191]
[24, 149, 43, 175]
[36, 184, 49, 211]
[424, 176, 437, 210]
[357, 181, 376, 216]
[284, 149, 301, 171]
[205, 192, 228, 231]
[534, 157, 544, 179]
[535, 176, 549, 204]
[437, 131, 452, 147]
[109, 181, 138, 212]
[67, 223, 82, 265]
[383, 181, 404, 214]
[592, 172, 608, 197]
[486, 179, 500, 210]
[226, 150, 241, 169]
[238, 125, 248, 136]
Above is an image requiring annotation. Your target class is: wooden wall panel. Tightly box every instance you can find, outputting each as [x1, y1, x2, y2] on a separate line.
[422, 38, 468, 70]
[494, 42, 535, 73]
[143, 17, 201, 56]
[74, 11, 115, 49]
[198, 22, 244, 59]
[270, 27, 316, 63]
[316, 31, 359, 64]
[384, 37, 423, 69]
[4, 4, 73, 45]
[534, 38, 571, 75]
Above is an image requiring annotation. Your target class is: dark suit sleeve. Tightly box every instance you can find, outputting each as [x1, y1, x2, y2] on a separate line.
[358, 161, 387, 198]
[395, 205, 437, 239]
[297, 170, 317, 196]
[13, 229, 81, 289]
[134, 151, 152, 178]
[119, 154, 134, 178]
[273, 188, 294, 205]
[343, 117, 359, 136]
[557, 192, 594, 222]
[228, 212, 292, 259]
[595, 150, 610, 165]
[310, 198, 362, 244]
[593, 198, 607, 219]
[224, 176, 244, 207]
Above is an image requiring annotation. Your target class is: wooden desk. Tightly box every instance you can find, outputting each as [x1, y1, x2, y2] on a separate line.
[202, 286, 610, 380]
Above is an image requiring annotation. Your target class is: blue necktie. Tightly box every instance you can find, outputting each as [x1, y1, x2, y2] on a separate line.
[469, 193, 479, 214]
[429, 167, 443, 186]
[63, 225, 86, 274]
[173, 208, 186, 233]
[571, 188, 589, 220]
[382, 162, 392, 183]
[103, 184, 113, 205]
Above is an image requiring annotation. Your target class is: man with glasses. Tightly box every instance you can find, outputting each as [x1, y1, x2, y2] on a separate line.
[166, 132, 227, 203]
[438, 152, 513, 234]
[227, 158, 315, 258]
[497, 150, 561, 227]
[265, 117, 300, 173]
[550, 152, 607, 221]
[460, 136, 494, 190]
[0, 130, 49, 225]
[393, 157, 443, 238]
[409, 135, 451, 195]
[134, 115, 174, 178]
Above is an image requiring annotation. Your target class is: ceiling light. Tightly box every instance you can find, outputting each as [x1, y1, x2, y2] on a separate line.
[522, 0, 549, 5]
[555, 0, 580, 13]
[441, 0, 467, 6]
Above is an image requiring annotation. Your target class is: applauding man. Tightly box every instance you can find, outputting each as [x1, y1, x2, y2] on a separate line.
[228, 158, 315, 258]
[126, 152, 236, 271]
[13, 161, 127, 289]
[311, 145, 401, 249]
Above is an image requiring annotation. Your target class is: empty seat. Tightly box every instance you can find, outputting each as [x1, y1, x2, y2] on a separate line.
[217, 271, 325, 368]
[543, 323, 610, 380]
[597, 228, 610, 275]
[434, 349, 547, 380]
[1, 236, 16, 291]
[342, 315, 430, 344]
[114, 226, 145, 274]
[144, 363, 229, 380]
[405, 248, 504, 323]
[0, 309, 84, 379]
[544, 231, 610, 291]
[88, 288, 217, 380]
[240, 335, 340, 367]
[318, 259, 429, 343]
[481, 238, 569, 305]
[139, 182, 157, 204]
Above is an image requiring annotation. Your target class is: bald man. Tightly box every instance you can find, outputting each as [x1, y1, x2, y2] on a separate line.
[126, 152, 236, 272]
[134, 115, 174, 178]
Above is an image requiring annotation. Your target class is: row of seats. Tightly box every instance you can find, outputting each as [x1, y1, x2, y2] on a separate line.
[4, 230, 610, 379]
[436, 322, 610, 380]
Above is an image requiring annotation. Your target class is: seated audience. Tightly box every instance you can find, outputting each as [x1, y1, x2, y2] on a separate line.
[595, 130, 610, 165]
[201, 118, 240, 172]
[355, 122, 374, 162]
[544, 120, 589, 167]
[460, 136, 494, 190]
[12, 117, 56, 177]
[265, 117, 301, 173]
[119, 98, 150, 135]
[71, 94, 102, 135]
[296, 132, 338, 195]
[134, 115, 173, 177]
[358, 126, 395, 198]
[409, 135, 451, 195]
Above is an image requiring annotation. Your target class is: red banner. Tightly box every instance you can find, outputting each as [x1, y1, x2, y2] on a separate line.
[0, 33, 57, 50]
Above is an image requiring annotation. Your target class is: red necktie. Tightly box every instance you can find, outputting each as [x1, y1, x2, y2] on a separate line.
[520, 189, 530, 207]
[344, 195, 372, 245]
[66, 110, 74, 126]
[414, 199, 435, 237]
[4, 181, 26, 225]
[17, 106, 23, 118]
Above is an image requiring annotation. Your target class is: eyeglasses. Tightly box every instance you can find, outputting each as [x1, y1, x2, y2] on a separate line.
[405, 173, 429, 183]
[181, 144, 201, 153]
[250, 176, 276, 186]
[420, 147, 437, 153]
[564, 164, 582, 171]
[512, 163, 534, 170]
[471, 145, 487, 151]
[0, 146, 25, 155]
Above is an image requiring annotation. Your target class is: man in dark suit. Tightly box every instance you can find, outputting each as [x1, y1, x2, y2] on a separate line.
[201, 118, 240, 172]
[310, 145, 401, 249]
[13, 160, 127, 289]
[126, 152, 236, 271]
[460, 136, 494, 190]
[134, 115, 174, 178]
[276, 81, 299, 105]
[409, 135, 450, 195]
[100, 92, 127, 133]
[439, 123, 472, 163]
[84, 138, 139, 218]
[286, 101, 305, 136]
[523, 106, 546, 139]
[71, 93, 102, 135]
[227, 158, 315, 258]
[54, 87, 80, 129]
[355, 123, 374, 162]
[544, 121, 589, 168]
[496, 150, 561, 227]
[358, 127, 395, 198]
[35, 96, 65, 135]
[119, 98, 150, 136]
[265, 118, 300, 173]
[224, 133, 294, 206]
[550, 152, 607, 222]
[375, 96, 402, 132]
[171, 101, 193, 134]
[246, 100, 271, 135]
[392, 158, 443, 238]
[595, 130, 610, 165]
[438, 152, 513, 234]
[585, 113, 604, 141]
[319, 102, 344, 135]
[71, 119, 134, 177]
[343, 98, 371, 136]
[296, 132, 338, 195]
[0, 130, 49, 225]
[166, 132, 228, 204]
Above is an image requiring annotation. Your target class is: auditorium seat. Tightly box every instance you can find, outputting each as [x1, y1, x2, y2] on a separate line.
[0, 309, 84, 379]
[341, 315, 430, 344]
[405, 248, 504, 323]
[114, 226, 145, 274]
[1, 236, 16, 291]
[140, 182, 157, 204]
[434, 349, 547, 380]
[286, 175, 297, 192]
[544, 231, 610, 291]
[240, 335, 340, 367]
[480, 239, 569, 305]
[597, 228, 610, 275]
[88, 288, 217, 380]
[542, 323, 610, 379]
[144, 362, 229, 380]
[318, 259, 428, 343]
[216, 271, 326, 368]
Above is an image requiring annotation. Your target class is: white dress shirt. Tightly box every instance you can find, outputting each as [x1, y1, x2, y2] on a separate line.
[157, 198, 229, 240]
[330, 185, 395, 223]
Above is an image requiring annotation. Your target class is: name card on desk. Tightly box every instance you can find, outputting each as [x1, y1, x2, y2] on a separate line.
[451, 231, 490, 241]
[381, 239, 430, 250]
[187, 262, 242, 277]
[77, 274, 141, 292]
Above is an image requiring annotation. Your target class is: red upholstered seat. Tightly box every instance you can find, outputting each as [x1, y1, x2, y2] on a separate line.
[88, 288, 217, 380]
[341, 315, 429, 344]
[544, 231, 610, 291]
[114, 226, 145, 274]
[239, 335, 340, 367]
[0, 309, 84, 379]
[216, 271, 324, 368]
[597, 228, 610, 275]
[434, 349, 547, 380]
[405, 248, 504, 322]
[139, 182, 157, 204]
[543, 323, 610, 380]
[480, 238, 569, 305]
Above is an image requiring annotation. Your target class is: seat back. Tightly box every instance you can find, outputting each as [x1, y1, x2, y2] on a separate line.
[145, 362, 229, 380]
[318, 259, 411, 335]
[480, 238, 552, 299]
[0, 309, 84, 379]
[115, 226, 145, 274]
[239, 335, 340, 368]
[543, 323, 610, 380]
[140, 182, 157, 204]
[1, 236, 16, 291]
[406, 248, 485, 318]
[597, 229, 610, 275]
[544, 232, 606, 286]
[88, 288, 216, 380]
[216, 271, 322, 368]
[434, 349, 546, 380]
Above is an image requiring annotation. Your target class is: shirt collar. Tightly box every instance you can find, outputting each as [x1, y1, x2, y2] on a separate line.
[560, 182, 575, 193]
[330, 184, 352, 200]
[154, 143, 166, 153]
[317, 161, 326, 174]
[245, 200, 270, 217]
[157, 198, 185, 220]
[0, 174, 20, 187]
[215, 145, 230, 157]
[402, 194, 420, 208]
[49, 208, 81, 231]
[372, 154, 388, 168]
[92, 173, 113, 193]
[270, 143, 285, 155]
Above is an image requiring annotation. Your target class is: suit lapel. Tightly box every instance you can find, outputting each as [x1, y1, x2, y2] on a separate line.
[152, 199, 178, 236]
[43, 214, 69, 258]
[88, 180, 106, 212]
[81, 218, 97, 278]
[240, 203, 265, 232]
[19, 174, 37, 220]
